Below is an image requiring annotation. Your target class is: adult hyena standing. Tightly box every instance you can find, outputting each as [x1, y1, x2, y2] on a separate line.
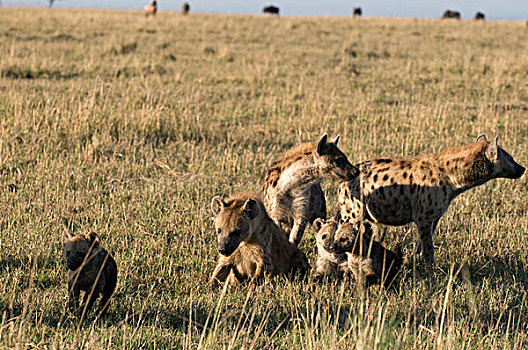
[338, 135, 525, 265]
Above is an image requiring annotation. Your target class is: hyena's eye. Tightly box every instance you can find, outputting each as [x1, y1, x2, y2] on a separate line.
[339, 237, 347, 243]
[216, 228, 222, 235]
[321, 234, 327, 240]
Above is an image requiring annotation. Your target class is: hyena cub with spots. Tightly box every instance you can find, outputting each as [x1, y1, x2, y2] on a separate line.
[330, 220, 402, 289]
[209, 193, 310, 287]
[62, 231, 117, 317]
[312, 217, 348, 280]
[339, 135, 525, 265]
[263, 134, 359, 246]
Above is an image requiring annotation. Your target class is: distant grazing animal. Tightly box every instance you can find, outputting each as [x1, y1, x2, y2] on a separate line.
[182, 2, 190, 15]
[442, 10, 461, 19]
[62, 231, 117, 318]
[144, 1, 157, 17]
[474, 12, 485, 20]
[353, 7, 362, 17]
[209, 193, 310, 287]
[338, 135, 525, 266]
[312, 218, 348, 281]
[263, 5, 280, 16]
[329, 220, 402, 289]
[263, 134, 359, 246]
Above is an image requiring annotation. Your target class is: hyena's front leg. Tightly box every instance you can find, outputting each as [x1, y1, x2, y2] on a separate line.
[289, 194, 310, 246]
[79, 288, 101, 317]
[68, 279, 80, 313]
[415, 220, 437, 266]
[313, 259, 338, 281]
[209, 261, 232, 288]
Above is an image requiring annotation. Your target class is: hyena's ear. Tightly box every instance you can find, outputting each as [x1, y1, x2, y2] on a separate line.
[487, 135, 499, 160]
[87, 232, 100, 248]
[312, 218, 325, 233]
[476, 134, 489, 143]
[315, 134, 329, 156]
[242, 198, 260, 220]
[330, 134, 340, 146]
[61, 230, 73, 244]
[211, 196, 225, 216]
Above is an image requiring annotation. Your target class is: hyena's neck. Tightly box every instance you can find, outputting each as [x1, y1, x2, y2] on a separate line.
[274, 157, 321, 196]
[249, 219, 273, 246]
[438, 144, 493, 195]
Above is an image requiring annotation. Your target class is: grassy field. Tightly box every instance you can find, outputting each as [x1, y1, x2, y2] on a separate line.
[1, 7, 528, 348]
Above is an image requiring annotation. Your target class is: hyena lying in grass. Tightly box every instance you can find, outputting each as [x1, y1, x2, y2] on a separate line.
[330, 220, 402, 289]
[338, 135, 525, 265]
[263, 134, 359, 246]
[209, 193, 310, 287]
[62, 231, 117, 317]
[312, 217, 348, 281]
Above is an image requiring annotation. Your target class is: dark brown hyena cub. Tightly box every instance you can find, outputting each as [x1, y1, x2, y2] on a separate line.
[62, 231, 117, 317]
[330, 221, 402, 289]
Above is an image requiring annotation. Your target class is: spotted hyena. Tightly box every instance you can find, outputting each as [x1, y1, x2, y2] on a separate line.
[330, 220, 402, 289]
[62, 231, 118, 317]
[263, 134, 359, 246]
[209, 193, 310, 287]
[338, 135, 525, 265]
[312, 217, 348, 281]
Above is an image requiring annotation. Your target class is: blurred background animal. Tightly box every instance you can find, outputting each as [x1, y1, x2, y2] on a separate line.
[263, 5, 280, 16]
[442, 9, 461, 19]
[182, 2, 190, 15]
[145, 0, 157, 17]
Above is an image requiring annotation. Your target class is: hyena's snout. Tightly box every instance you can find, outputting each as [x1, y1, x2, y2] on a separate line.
[334, 163, 359, 181]
[499, 150, 525, 179]
[513, 163, 525, 179]
[217, 236, 240, 256]
[66, 255, 85, 271]
[345, 165, 360, 181]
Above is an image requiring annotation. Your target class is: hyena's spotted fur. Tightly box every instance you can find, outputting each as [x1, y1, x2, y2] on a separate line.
[338, 135, 525, 265]
[330, 221, 402, 289]
[263, 134, 359, 246]
[209, 193, 310, 287]
[62, 231, 118, 317]
[312, 217, 348, 280]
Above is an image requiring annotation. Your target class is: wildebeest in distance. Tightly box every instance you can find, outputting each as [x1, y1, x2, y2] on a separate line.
[263, 5, 280, 16]
[442, 10, 461, 19]
[474, 12, 485, 20]
[182, 2, 190, 15]
[353, 7, 362, 17]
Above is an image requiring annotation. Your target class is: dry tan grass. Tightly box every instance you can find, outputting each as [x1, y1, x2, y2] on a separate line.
[1, 8, 528, 348]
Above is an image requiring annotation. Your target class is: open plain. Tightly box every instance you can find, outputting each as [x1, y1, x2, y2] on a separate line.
[1, 8, 528, 348]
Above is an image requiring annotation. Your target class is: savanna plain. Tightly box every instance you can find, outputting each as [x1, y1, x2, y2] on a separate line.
[1, 8, 528, 349]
